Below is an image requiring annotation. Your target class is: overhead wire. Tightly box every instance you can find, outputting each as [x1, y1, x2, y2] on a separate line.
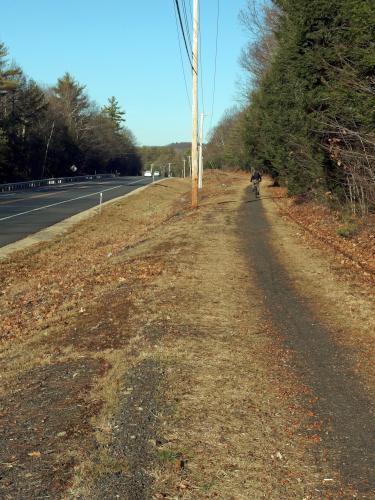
[198, 3, 205, 116]
[209, 0, 220, 132]
[181, 0, 192, 53]
[173, 0, 221, 140]
[187, 0, 193, 24]
[174, 0, 196, 74]
[173, 0, 191, 108]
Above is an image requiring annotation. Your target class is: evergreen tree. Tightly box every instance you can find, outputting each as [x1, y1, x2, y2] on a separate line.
[241, 0, 375, 206]
[0, 42, 21, 91]
[102, 96, 125, 131]
[0, 43, 142, 183]
[52, 72, 89, 139]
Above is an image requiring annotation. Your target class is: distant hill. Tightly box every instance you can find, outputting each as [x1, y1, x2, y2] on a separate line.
[137, 143, 192, 176]
[167, 142, 191, 152]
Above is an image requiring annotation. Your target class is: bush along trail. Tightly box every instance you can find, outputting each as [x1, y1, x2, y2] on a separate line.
[0, 172, 374, 499]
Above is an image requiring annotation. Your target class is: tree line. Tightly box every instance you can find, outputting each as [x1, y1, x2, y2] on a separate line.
[207, 0, 375, 214]
[139, 143, 191, 177]
[0, 42, 142, 183]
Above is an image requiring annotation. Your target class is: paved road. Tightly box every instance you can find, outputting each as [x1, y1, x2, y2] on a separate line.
[0, 176, 153, 247]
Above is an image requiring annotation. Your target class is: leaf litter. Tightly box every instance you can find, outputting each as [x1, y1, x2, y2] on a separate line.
[0, 173, 373, 499]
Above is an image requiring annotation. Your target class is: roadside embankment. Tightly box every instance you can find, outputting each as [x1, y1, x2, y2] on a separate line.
[0, 179, 157, 261]
[0, 178, 190, 498]
[0, 172, 374, 499]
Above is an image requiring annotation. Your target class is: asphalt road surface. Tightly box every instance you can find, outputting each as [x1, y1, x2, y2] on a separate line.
[0, 176, 154, 247]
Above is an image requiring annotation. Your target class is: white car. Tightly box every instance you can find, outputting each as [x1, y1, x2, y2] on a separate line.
[153, 171, 160, 177]
[144, 170, 152, 177]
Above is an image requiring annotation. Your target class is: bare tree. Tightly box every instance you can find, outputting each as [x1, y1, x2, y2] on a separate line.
[317, 60, 375, 214]
[325, 123, 375, 215]
[239, 1, 281, 84]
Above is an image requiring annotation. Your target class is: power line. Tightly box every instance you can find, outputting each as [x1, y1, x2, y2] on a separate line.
[181, 0, 192, 52]
[209, 0, 220, 132]
[174, 0, 196, 74]
[198, 7, 205, 115]
[188, 0, 193, 23]
[173, 0, 191, 108]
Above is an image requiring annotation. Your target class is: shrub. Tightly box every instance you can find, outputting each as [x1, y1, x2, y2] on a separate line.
[336, 222, 359, 239]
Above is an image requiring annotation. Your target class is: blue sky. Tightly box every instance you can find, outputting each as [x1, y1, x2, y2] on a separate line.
[0, 1, 250, 145]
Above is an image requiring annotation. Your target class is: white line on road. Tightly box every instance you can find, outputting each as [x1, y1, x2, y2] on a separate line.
[0, 193, 17, 198]
[0, 180, 145, 222]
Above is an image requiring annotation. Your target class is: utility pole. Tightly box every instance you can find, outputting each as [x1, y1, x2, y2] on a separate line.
[183, 158, 186, 178]
[168, 163, 171, 177]
[191, 0, 199, 208]
[198, 112, 204, 189]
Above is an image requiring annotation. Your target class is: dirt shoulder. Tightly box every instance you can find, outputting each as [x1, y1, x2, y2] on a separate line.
[0, 172, 374, 499]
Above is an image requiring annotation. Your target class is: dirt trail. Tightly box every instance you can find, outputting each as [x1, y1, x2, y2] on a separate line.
[0, 173, 374, 499]
[239, 186, 375, 494]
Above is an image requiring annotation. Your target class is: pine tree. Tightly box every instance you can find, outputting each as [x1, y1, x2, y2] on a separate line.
[102, 96, 125, 131]
[0, 42, 21, 91]
[52, 72, 89, 138]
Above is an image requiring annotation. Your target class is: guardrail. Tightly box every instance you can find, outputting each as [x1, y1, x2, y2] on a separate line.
[0, 174, 115, 193]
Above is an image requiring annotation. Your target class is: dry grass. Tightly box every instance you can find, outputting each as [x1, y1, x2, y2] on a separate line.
[0, 178, 192, 497]
[0, 172, 372, 498]
[134, 174, 345, 499]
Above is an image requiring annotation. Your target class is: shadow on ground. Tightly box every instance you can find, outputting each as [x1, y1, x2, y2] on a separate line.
[238, 187, 375, 495]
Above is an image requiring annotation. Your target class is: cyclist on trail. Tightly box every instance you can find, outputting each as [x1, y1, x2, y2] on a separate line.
[250, 170, 262, 196]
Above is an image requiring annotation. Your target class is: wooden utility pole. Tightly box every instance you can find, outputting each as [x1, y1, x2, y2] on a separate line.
[191, 0, 199, 208]
[183, 158, 186, 178]
[198, 112, 204, 189]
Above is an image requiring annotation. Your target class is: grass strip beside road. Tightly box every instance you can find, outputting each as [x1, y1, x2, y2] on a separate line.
[0, 178, 151, 258]
[0, 172, 373, 498]
[0, 178, 189, 497]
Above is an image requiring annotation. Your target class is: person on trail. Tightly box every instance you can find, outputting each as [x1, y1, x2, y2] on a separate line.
[250, 170, 262, 183]
[250, 170, 262, 196]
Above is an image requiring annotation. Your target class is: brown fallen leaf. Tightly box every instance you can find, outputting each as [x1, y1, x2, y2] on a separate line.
[28, 451, 41, 458]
